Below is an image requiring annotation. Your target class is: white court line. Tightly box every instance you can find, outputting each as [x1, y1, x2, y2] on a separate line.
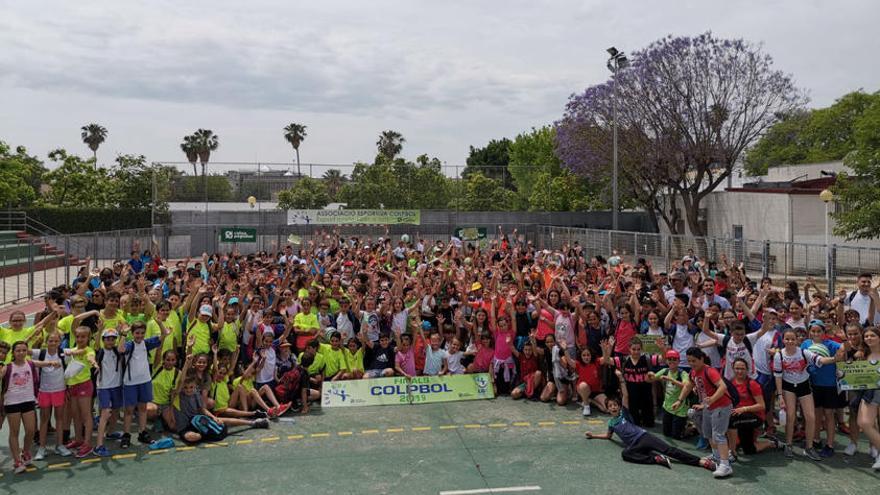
[439, 486, 541, 495]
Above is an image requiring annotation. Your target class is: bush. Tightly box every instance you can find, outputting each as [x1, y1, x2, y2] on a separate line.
[23, 208, 152, 233]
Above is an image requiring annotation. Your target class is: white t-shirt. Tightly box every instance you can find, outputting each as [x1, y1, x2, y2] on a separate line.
[423, 346, 447, 376]
[336, 313, 354, 342]
[671, 324, 693, 367]
[848, 291, 880, 325]
[697, 331, 721, 368]
[97, 348, 122, 389]
[752, 330, 779, 376]
[772, 347, 822, 384]
[664, 287, 693, 305]
[3, 362, 36, 405]
[257, 347, 277, 384]
[123, 341, 153, 386]
[447, 351, 465, 375]
[32, 349, 66, 393]
[720, 333, 760, 380]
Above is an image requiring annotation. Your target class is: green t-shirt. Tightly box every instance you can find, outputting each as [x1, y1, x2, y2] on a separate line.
[188, 320, 212, 355]
[152, 367, 179, 406]
[210, 379, 231, 411]
[57, 315, 75, 339]
[655, 367, 690, 417]
[298, 351, 326, 376]
[1, 326, 33, 362]
[66, 347, 95, 386]
[319, 343, 348, 377]
[219, 321, 240, 353]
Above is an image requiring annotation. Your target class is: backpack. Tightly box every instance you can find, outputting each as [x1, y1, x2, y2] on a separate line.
[37, 349, 67, 382]
[124, 341, 153, 381]
[720, 334, 753, 357]
[95, 347, 123, 379]
[2, 361, 40, 397]
[190, 414, 228, 442]
[846, 291, 858, 305]
[152, 366, 179, 386]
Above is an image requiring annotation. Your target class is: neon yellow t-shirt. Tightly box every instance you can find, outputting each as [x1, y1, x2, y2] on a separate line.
[319, 343, 348, 377]
[298, 351, 326, 376]
[294, 313, 319, 333]
[218, 321, 240, 353]
[151, 367, 179, 406]
[101, 310, 125, 332]
[57, 315, 75, 340]
[66, 347, 95, 386]
[210, 380, 231, 411]
[344, 347, 364, 373]
[1, 326, 34, 363]
[232, 375, 254, 392]
[188, 320, 212, 355]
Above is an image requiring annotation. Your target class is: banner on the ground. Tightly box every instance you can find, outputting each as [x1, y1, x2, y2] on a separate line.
[321, 373, 495, 407]
[287, 209, 420, 225]
[219, 227, 257, 243]
[837, 360, 880, 391]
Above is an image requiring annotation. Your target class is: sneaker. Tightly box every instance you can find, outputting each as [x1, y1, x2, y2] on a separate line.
[21, 451, 33, 466]
[728, 453, 737, 464]
[873, 456, 880, 471]
[34, 447, 47, 461]
[654, 454, 672, 469]
[55, 444, 73, 457]
[582, 404, 592, 417]
[106, 431, 125, 440]
[837, 422, 851, 435]
[700, 458, 717, 472]
[253, 418, 270, 429]
[844, 442, 858, 456]
[784, 445, 794, 459]
[119, 433, 131, 449]
[819, 445, 834, 458]
[266, 406, 277, 418]
[93, 445, 112, 457]
[695, 437, 709, 450]
[75, 443, 93, 459]
[253, 410, 268, 419]
[871, 446, 879, 459]
[804, 448, 822, 461]
[712, 463, 733, 479]
[276, 402, 292, 416]
[65, 439, 82, 451]
[138, 430, 152, 445]
[13, 460, 26, 474]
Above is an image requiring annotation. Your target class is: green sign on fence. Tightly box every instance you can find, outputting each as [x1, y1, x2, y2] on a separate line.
[321, 373, 495, 407]
[838, 360, 880, 391]
[219, 227, 257, 243]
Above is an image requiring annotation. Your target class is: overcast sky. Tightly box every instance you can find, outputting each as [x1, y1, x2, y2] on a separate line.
[1, 0, 878, 176]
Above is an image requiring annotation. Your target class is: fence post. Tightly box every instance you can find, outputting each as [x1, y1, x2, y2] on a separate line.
[93, 233, 99, 263]
[27, 239, 35, 300]
[762, 241, 770, 280]
[116, 230, 121, 261]
[665, 234, 671, 272]
[607, 230, 613, 254]
[64, 235, 70, 284]
[828, 244, 837, 295]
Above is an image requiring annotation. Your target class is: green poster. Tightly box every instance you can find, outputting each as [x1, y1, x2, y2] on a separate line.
[837, 360, 880, 391]
[219, 227, 257, 243]
[321, 373, 495, 407]
[635, 334, 664, 355]
[287, 209, 421, 225]
[454, 226, 488, 248]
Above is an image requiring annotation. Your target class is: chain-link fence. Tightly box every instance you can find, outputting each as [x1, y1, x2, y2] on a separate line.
[537, 226, 876, 292]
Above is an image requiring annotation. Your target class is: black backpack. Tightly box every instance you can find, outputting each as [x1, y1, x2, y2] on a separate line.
[37, 349, 67, 382]
[95, 347, 122, 379]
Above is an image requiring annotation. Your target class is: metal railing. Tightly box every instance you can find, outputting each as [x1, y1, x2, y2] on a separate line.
[536, 226, 878, 292]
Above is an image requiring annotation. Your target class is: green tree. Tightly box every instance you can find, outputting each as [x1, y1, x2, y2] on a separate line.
[745, 91, 880, 175]
[170, 175, 232, 202]
[40, 149, 117, 207]
[180, 134, 199, 176]
[193, 129, 219, 176]
[322, 168, 345, 200]
[831, 97, 880, 239]
[283, 123, 308, 177]
[528, 170, 601, 211]
[0, 141, 44, 207]
[277, 177, 331, 209]
[80, 123, 107, 167]
[376, 130, 405, 161]
[463, 138, 514, 189]
[454, 172, 516, 211]
[111, 154, 179, 210]
[507, 126, 563, 203]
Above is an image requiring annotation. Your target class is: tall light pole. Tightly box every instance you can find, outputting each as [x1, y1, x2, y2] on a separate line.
[607, 47, 629, 231]
[819, 188, 834, 291]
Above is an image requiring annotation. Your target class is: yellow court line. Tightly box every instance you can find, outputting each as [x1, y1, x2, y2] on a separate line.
[488, 423, 507, 428]
[235, 439, 253, 445]
[386, 428, 404, 433]
[288, 434, 305, 440]
[204, 443, 227, 448]
[25, 467, 38, 472]
[463, 424, 482, 429]
[561, 420, 581, 425]
[538, 421, 556, 426]
[112, 453, 137, 460]
[176, 446, 196, 451]
[80, 458, 102, 464]
[337, 431, 353, 436]
[438, 425, 458, 430]
[512, 422, 531, 427]
[412, 426, 432, 431]
[361, 429, 379, 434]
[48, 462, 72, 469]
[261, 437, 281, 443]
[148, 449, 169, 455]
[311, 432, 331, 438]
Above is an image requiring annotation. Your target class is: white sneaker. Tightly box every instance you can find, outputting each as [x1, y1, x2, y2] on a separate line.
[871, 446, 879, 459]
[873, 456, 880, 471]
[582, 404, 591, 417]
[33, 447, 46, 461]
[844, 442, 857, 456]
[713, 463, 733, 478]
[55, 444, 73, 457]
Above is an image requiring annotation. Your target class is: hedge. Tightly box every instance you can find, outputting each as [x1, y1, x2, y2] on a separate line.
[23, 208, 153, 234]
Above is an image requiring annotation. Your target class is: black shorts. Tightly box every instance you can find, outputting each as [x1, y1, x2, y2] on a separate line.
[4, 401, 36, 414]
[782, 380, 812, 398]
[813, 385, 846, 409]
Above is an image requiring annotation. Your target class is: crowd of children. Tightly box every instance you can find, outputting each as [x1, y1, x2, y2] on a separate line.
[1, 229, 880, 480]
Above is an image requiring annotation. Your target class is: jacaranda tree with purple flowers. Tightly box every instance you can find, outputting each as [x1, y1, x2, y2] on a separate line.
[556, 32, 806, 234]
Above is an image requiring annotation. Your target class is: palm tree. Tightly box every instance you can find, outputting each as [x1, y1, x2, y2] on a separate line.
[377, 130, 405, 160]
[322, 169, 346, 199]
[81, 123, 108, 167]
[180, 134, 199, 176]
[192, 129, 219, 176]
[283, 123, 308, 177]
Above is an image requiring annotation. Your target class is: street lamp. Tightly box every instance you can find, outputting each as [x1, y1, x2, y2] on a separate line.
[607, 47, 629, 231]
[820, 189, 834, 291]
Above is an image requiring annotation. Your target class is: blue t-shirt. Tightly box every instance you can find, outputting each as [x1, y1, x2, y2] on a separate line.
[607, 408, 646, 447]
[129, 258, 144, 273]
[801, 339, 840, 387]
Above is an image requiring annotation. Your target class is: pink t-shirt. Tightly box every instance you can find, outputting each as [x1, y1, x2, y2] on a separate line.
[536, 309, 555, 340]
[3, 362, 36, 406]
[613, 320, 637, 355]
[493, 328, 514, 361]
[396, 348, 416, 376]
[473, 343, 494, 372]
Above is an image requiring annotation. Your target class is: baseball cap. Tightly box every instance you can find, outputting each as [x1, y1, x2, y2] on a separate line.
[228, 297, 239, 305]
[809, 319, 826, 330]
[199, 304, 213, 316]
[102, 329, 119, 338]
[470, 282, 483, 292]
[665, 349, 680, 361]
[682, 256, 693, 263]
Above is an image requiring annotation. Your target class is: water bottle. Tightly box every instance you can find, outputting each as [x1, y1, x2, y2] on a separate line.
[778, 409, 787, 428]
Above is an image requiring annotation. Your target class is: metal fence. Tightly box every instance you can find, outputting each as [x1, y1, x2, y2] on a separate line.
[536, 226, 878, 293]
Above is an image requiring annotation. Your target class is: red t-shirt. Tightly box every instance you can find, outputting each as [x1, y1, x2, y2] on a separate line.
[576, 360, 602, 392]
[613, 321, 637, 355]
[690, 366, 732, 410]
[519, 353, 539, 378]
[536, 309, 555, 341]
[732, 378, 764, 421]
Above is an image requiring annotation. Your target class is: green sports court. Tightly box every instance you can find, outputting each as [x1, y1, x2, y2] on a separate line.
[1, 397, 878, 494]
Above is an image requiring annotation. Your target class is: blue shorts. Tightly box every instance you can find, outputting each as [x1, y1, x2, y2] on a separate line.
[97, 387, 124, 410]
[123, 382, 154, 407]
